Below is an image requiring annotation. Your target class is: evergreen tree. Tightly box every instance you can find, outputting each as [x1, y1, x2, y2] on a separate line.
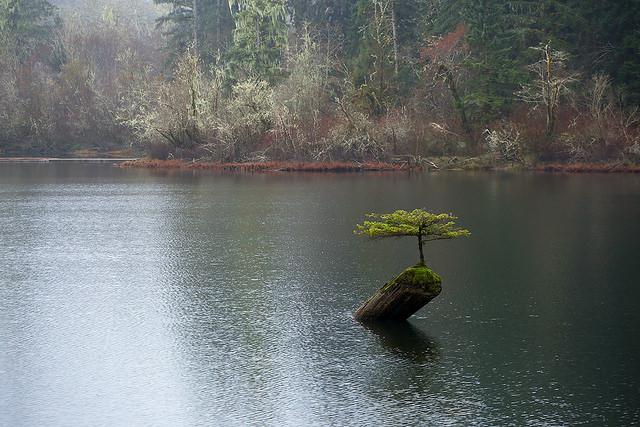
[155, 0, 233, 64]
[355, 209, 471, 265]
[0, 0, 58, 60]
[226, 0, 288, 83]
[350, 0, 396, 113]
[461, 0, 527, 123]
[568, 0, 640, 105]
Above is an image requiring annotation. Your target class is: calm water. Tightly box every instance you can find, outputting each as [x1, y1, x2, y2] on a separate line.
[1, 163, 639, 426]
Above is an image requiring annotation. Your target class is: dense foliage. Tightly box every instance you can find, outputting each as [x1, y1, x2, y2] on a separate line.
[1, 0, 639, 162]
[0, 0, 161, 155]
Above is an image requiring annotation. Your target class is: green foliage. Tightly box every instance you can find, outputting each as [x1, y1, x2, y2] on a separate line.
[355, 209, 470, 264]
[380, 264, 442, 293]
[355, 209, 470, 241]
[226, 0, 288, 83]
[460, 0, 526, 122]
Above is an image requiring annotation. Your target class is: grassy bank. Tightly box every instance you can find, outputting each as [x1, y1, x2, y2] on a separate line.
[118, 158, 640, 173]
[533, 162, 640, 173]
[118, 159, 410, 172]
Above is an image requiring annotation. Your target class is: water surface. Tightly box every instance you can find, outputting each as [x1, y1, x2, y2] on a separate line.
[1, 163, 639, 425]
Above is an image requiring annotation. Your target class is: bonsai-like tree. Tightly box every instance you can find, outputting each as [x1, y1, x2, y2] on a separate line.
[355, 209, 470, 265]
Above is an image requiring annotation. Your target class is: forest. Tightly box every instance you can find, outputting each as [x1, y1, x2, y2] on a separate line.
[1, 0, 639, 166]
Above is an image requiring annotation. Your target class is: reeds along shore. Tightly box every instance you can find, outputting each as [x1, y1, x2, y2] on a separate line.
[119, 158, 640, 173]
[118, 159, 410, 172]
[533, 163, 640, 173]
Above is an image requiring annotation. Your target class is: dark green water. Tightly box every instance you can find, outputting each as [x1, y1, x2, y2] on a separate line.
[1, 163, 639, 426]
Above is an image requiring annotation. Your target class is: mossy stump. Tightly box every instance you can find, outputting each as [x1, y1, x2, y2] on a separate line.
[355, 264, 442, 322]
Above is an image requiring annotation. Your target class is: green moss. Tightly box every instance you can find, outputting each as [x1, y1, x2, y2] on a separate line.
[381, 264, 442, 293]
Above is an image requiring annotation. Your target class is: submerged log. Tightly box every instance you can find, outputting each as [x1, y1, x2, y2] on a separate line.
[355, 264, 442, 321]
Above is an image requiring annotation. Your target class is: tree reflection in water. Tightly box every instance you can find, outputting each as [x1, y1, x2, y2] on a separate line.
[363, 321, 441, 364]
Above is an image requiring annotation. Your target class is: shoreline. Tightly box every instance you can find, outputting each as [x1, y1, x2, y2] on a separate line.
[2, 157, 639, 173]
[118, 159, 640, 174]
[117, 159, 410, 172]
[0, 157, 138, 163]
[532, 162, 640, 173]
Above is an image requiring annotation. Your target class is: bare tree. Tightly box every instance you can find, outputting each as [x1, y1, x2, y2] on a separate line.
[589, 74, 611, 129]
[421, 24, 474, 148]
[518, 43, 578, 139]
[192, 0, 199, 54]
[390, 0, 398, 76]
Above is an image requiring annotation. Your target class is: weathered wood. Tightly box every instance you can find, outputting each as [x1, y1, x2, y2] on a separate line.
[355, 264, 442, 321]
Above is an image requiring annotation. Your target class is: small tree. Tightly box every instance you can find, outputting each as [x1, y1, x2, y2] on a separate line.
[355, 209, 470, 265]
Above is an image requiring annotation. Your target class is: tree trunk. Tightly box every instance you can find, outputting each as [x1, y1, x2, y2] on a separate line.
[418, 234, 424, 265]
[192, 0, 199, 54]
[355, 265, 442, 321]
[216, 0, 222, 58]
[544, 44, 555, 139]
[255, 18, 261, 48]
[391, 0, 398, 76]
[439, 64, 475, 149]
[325, 21, 331, 87]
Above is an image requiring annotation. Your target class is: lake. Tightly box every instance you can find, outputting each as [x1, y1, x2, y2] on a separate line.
[1, 162, 639, 426]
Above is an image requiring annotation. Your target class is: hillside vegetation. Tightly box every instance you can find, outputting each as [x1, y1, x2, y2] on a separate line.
[1, 0, 639, 165]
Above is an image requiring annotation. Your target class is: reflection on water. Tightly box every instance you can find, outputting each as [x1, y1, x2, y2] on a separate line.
[1, 163, 639, 426]
[364, 322, 441, 364]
